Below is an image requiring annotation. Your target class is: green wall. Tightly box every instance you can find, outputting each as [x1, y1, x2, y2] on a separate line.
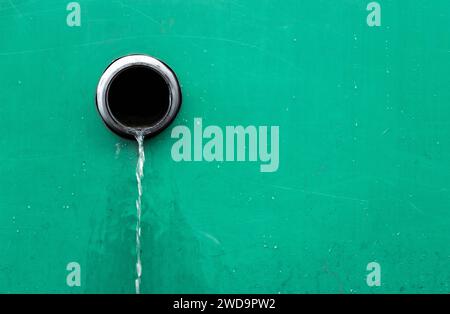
[0, 0, 449, 293]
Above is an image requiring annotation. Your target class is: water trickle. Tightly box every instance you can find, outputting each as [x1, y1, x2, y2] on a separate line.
[134, 131, 145, 294]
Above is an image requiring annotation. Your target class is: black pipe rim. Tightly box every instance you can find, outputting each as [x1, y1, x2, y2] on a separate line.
[96, 54, 182, 139]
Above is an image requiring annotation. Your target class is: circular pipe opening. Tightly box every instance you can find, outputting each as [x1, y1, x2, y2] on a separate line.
[96, 54, 182, 139]
[107, 65, 170, 128]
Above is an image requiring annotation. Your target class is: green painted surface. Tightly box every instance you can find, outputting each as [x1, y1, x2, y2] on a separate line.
[0, 0, 449, 293]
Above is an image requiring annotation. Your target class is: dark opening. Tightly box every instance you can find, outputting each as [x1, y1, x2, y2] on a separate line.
[107, 65, 170, 128]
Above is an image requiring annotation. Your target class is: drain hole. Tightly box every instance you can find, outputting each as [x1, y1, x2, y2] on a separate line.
[96, 54, 182, 138]
[107, 65, 170, 128]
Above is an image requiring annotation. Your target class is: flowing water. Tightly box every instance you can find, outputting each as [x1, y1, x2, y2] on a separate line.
[134, 132, 145, 294]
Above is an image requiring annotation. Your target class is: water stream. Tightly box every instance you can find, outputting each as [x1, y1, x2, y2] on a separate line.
[134, 132, 145, 294]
